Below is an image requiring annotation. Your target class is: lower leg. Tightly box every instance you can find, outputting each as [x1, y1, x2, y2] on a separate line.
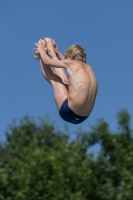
[45, 38, 69, 84]
[39, 59, 69, 110]
[39, 60, 55, 84]
[51, 56, 69, 85]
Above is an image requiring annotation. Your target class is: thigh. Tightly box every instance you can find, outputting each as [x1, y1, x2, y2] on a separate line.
[50, 75, 69, 111]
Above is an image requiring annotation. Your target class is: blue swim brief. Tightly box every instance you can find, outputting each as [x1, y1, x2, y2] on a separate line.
[59, 98, 89, 124]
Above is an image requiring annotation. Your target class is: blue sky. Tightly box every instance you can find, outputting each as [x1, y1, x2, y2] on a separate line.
[0, 0, 133, 142]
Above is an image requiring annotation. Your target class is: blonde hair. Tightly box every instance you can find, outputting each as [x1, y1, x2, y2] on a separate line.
[64, 44, 86, 63]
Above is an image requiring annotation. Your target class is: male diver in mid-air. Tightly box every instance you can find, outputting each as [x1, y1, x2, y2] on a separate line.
[34, 38, 98, 124]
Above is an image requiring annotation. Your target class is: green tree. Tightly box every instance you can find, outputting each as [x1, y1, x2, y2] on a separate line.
[0, 110, 133, 200]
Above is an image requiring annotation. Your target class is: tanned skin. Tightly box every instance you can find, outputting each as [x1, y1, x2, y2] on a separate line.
[34, 38, 98, 117]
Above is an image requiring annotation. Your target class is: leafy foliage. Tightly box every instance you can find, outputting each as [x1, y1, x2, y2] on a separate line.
[0, 110, 133, 200]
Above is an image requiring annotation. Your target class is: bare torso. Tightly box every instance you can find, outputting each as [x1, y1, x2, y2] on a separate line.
[67, 61, 98, 116]
[38, 38, 98, 117]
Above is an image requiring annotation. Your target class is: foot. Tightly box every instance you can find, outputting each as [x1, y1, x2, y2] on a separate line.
[34, 39, 46, 61]
[44, 38, 57, 59]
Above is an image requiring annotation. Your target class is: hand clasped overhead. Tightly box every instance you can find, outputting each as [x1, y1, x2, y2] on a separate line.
[33, 37, 98, 124]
